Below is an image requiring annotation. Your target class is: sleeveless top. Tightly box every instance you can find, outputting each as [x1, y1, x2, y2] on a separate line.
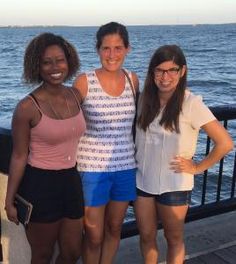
[77, 70, 136, 172]
[28, 91, 86, 170]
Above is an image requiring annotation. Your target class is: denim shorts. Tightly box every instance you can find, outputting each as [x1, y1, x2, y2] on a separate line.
[80, 169, 137, 207]
[137, 188, 191, 206]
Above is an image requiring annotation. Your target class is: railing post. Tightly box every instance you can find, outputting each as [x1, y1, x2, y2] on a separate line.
[231, 151, 236, 198]
[0, 128, 12, 174]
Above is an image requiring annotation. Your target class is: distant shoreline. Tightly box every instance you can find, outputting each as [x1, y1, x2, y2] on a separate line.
[0, 22, 236, 28]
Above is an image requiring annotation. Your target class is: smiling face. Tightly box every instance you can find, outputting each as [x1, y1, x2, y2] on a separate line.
[97, 33, 130, 72]
[39, 45, 69, 85]
[154, 60, 186, 97]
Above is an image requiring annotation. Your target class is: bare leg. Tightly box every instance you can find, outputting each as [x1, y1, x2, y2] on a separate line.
[83, 206, 106, 264]
[134, 196, 158, 264]
[26, 221, 60, 264]
[99, 201, 129, 264]
[157, 203, 188, 264]
[56, 217, 83, 264]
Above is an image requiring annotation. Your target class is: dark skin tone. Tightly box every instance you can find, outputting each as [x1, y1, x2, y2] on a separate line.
[5, 45, 83, 264]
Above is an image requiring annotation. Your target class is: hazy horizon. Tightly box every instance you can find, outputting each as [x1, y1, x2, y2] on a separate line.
[1, 22, 235, 28]
[1, 0, 236, 27]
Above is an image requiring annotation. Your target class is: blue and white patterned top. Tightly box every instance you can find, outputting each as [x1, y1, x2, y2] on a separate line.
[77, 70, 136, 172]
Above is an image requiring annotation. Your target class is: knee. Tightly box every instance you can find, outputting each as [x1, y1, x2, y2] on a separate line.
[58, 249, 81, 263]
[105, 220, 123, 238]
[85, 229, 104, 249]
[140, 229, 156, 245]
[164, 231, 183, 246]
[88, 236, 103, 249]
[31, 247, 54, 264]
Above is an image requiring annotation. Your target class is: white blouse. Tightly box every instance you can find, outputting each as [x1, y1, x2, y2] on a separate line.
[135, 90, 216, 194]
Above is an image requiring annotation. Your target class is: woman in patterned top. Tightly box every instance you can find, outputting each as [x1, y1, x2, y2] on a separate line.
[74, 21, 139, 264]
[134, 45, 234, 264]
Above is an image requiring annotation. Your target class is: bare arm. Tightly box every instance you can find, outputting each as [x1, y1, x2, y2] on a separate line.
[170, 120, 234, 174]
[5, 98, 32, 224]
[73, 73, 88, 102]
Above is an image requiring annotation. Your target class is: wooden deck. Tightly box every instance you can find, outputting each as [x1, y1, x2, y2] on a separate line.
[185, 244, 236, 264]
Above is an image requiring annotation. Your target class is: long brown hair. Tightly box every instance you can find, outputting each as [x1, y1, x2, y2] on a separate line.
[138, 45, 187, 133]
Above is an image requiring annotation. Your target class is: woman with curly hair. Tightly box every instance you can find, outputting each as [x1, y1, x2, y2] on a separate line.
[5, 32, 86, 264]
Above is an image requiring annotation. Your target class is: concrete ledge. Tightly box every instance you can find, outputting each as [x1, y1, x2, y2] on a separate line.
[0, 172, 31, 263]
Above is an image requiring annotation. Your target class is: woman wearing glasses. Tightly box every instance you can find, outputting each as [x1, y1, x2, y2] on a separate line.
[134, 45, 233, 264]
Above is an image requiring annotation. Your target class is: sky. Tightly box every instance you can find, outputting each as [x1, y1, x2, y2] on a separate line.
[1, 0, 236, 26]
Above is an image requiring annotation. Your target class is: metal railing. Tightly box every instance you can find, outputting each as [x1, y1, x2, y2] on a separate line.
[121, 104, 236, 239]
[0, 127, 12, 174]
[0, 105, 236, 240]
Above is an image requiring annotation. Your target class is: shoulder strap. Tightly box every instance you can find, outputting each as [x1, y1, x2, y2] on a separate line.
[122, 69, 139, 108]
[122, 69, 140, 142]
[28, 93, 43, 114]
[68, 88, 81, 110]
[122, 69, 136, 100]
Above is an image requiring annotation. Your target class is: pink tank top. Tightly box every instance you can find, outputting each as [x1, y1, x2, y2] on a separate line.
[27, 94, 86, 170]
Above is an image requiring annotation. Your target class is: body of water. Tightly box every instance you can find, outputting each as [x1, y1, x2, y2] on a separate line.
[0, 24, 235, 219]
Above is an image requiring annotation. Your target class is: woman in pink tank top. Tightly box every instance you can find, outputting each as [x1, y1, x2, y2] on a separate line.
[5, 33, 86, 264]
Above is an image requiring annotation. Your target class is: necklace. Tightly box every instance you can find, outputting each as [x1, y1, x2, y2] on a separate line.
[48, 93, 71, 119]
[48, 99, 61, 119]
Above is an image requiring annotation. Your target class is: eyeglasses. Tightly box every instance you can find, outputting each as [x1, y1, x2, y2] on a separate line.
[154, 67, 180, 78]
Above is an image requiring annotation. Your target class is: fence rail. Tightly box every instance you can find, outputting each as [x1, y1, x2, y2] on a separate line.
[0, 104, 236, 240]
[121, 104, 236, 238]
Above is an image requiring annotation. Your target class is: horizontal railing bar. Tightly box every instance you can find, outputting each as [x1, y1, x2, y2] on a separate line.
[1, 104, 236, 241]
[121, 198, 236, 239]
[209, 104, 236, 121]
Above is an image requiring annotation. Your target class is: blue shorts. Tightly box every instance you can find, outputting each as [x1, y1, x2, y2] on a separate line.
[137, 188, 191, 206]
[80, 169, 137, 206]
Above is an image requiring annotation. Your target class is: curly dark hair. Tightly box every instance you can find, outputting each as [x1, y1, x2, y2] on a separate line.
[23, 32, 80, 84]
